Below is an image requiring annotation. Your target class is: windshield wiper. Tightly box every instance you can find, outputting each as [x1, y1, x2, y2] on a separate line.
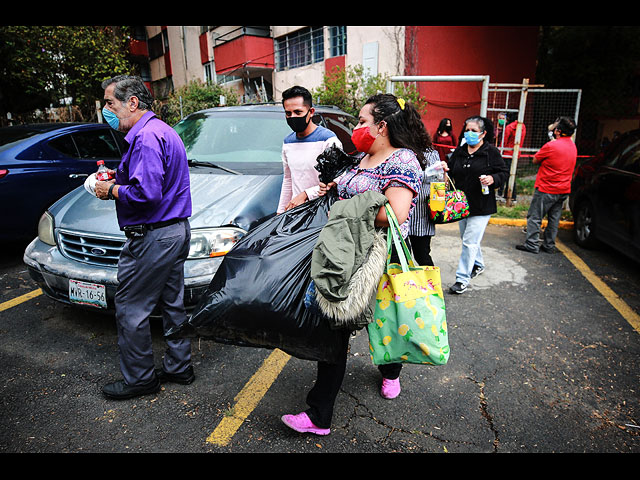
[188, 159, 242, 175]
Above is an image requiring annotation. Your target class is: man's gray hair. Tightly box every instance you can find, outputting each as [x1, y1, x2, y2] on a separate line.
[102, 75, 154, 111]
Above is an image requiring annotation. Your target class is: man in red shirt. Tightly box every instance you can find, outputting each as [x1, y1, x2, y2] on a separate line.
[516, 117, 577, 254]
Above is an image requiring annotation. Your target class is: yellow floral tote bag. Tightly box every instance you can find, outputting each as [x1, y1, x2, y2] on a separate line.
[367, 205, 450, 365]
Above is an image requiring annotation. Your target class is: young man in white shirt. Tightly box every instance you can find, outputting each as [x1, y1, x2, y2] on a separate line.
[277, 86, 342, 213]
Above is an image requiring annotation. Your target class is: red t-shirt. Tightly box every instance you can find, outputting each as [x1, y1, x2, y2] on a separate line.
[533, 136, 577, 194]
[504, 121, 526, 151]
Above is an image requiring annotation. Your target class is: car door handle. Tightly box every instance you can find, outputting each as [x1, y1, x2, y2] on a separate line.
[69, 173, 89, 178]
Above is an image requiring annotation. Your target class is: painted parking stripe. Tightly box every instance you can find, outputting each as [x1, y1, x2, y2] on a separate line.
[0, 288, 42, 313]
[206, 348, 291, 446]
[556, 239, 640, 334]
[0, 285, 290, 446]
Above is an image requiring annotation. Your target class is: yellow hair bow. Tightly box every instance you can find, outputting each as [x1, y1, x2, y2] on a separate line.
[397, 98, 405, 110]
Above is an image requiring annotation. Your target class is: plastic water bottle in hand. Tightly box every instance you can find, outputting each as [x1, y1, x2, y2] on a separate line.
[425, 162, 445, 182]
[96, 160, 113, 181]
[480, 175, 490, 195]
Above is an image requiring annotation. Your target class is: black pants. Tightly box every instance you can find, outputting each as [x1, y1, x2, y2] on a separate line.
[304, 245, 405, 429]
[498, 158, 517, 199]
[408, 235, 434, 266]
[305, 330, 402, 429]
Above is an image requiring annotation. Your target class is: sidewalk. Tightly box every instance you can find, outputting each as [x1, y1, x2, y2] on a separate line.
[491, 192, 574, 231]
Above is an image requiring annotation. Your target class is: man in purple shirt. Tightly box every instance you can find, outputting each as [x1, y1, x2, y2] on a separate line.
[95, 75, 194, 400]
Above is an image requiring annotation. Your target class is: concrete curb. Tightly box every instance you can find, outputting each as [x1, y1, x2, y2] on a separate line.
[489, 217, 574, 231]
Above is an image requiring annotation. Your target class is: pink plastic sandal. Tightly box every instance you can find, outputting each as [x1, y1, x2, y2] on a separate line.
[281, 412, 331, 435]
[380, 378, 401, 399]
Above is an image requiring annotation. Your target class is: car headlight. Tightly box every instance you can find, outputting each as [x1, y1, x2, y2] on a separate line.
[188, 227, 246, 259]
[37, 211, 56, 246]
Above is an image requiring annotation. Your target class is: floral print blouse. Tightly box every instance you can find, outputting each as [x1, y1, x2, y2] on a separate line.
[336, 148, 423, 237]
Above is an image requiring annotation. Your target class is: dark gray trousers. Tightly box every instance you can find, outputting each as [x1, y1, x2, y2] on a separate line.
[115, 219, 191, 386]
[525, 188, 568, 252]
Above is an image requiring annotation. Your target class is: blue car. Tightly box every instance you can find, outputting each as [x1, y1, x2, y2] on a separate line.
[0, 123, 125, 241]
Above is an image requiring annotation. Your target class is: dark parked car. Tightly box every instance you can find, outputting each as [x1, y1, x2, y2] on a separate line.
[0, 123, 125, 241]
[570, 129, 640, 263]
[23, 104, 357, 312]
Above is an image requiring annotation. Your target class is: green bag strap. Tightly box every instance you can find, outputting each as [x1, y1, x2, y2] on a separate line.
[384, 204, 414, 272]
[385, 221, 408, 272]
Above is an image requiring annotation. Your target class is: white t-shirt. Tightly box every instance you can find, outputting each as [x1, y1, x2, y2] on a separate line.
[277, 125, 342, 213]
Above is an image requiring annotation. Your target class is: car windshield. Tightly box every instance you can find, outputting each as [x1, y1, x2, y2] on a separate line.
[173, 110, 291, 174]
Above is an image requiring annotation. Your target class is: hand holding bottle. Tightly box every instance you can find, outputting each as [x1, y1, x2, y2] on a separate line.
[479, 175, 493, 195]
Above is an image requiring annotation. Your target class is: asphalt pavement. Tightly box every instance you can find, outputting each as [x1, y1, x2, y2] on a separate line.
[1, 221, 639, 454]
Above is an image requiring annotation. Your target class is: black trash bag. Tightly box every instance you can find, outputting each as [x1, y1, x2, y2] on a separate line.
[166, 146, 359, 363]
[314, 144, 358, 184]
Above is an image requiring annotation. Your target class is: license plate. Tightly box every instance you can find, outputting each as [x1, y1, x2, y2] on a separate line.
[69, 279, 107, 308]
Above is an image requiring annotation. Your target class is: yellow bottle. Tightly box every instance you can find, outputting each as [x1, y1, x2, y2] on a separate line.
[430, 182, 446, 212]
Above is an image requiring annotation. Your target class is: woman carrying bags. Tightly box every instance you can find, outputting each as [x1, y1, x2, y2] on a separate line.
[447, 116, 508, 294]
[281, 93, 430, 436]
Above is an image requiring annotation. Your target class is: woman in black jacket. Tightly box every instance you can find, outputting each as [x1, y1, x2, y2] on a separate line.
[447, 116, 508, 294]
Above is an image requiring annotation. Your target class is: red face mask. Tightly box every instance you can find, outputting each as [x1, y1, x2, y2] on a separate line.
[351, 125, 378, 153]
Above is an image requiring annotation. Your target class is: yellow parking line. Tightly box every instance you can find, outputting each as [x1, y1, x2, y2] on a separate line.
[556, 239, 640, 334]
[0, 288, 42, 313]
[207, 348, 291, 446]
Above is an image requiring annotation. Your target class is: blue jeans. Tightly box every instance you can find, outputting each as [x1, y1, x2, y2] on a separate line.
[456, 214, 491, 285]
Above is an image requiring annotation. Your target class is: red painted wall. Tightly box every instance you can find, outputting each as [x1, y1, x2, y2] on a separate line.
[325, 55, 345, 75]
[405, 26, 539, 141]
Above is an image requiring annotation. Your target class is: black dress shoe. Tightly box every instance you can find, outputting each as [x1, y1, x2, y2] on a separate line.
[155, 366, 195, 385]
[102, 377, 161, 400]
[540, 245, 557, 254]
[515, 244, 538, 254]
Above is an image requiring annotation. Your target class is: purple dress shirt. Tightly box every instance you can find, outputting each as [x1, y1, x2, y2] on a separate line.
[114, 111, 192, 228]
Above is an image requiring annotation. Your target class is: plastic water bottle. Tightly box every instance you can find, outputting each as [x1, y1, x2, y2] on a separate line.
[480, 175, 490, 195]
[96, 160, 112, 181]
[425, 162, 445, 182]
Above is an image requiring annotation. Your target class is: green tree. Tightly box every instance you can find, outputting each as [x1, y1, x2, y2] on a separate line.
[312, 64, 427, 117]
[537, 26, 640, 117]
[0, 26, 133, 122]
[159, 80, 240, 126]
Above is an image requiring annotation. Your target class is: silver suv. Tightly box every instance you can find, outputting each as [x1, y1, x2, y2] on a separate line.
[24, 104, 357, 313]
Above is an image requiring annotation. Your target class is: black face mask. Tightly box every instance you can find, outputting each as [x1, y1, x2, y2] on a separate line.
[286, 112, 311, 133]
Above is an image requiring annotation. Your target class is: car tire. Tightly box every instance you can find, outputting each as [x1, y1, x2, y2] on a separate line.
[573, 199, 599, 248]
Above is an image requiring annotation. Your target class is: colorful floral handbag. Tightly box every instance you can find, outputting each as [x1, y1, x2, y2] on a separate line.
[367, 205, 450, 366]
[429, 176, 470, 224]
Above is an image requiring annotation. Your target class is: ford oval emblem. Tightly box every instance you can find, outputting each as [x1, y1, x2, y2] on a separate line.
[91, 247, 107, 256]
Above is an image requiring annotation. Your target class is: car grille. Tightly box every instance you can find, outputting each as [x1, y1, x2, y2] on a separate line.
[58, 230, 125, 267]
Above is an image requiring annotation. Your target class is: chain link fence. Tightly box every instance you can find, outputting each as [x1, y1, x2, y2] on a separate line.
[487, 85, 583, 178]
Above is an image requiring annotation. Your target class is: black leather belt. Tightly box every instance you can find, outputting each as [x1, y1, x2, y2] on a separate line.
[146, 218, 182, 230]
[123, 218, 182, 238]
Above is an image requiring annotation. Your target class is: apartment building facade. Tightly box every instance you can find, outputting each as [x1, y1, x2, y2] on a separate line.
[130, 25, 540, 132]
[130, 26, 405, 101]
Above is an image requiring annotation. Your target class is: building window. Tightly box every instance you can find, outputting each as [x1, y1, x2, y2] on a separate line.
[148, 30, 169, 60]
[328, 26, 346, 57]
[275, 26, 324, 71]
[203, 61, 215, 84]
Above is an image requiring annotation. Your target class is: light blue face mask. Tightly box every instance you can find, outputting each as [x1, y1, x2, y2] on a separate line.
[464, 130, 482, 146]
[102, 106, 119, 130]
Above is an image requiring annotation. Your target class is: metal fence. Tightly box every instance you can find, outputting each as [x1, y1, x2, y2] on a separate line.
[388, 76, 583, 205]
[487, 83, 582, 177]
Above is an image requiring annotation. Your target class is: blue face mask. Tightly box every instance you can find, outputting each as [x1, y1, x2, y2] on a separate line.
[102, 106, 119, 130]
[464, 130, 482, 146]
